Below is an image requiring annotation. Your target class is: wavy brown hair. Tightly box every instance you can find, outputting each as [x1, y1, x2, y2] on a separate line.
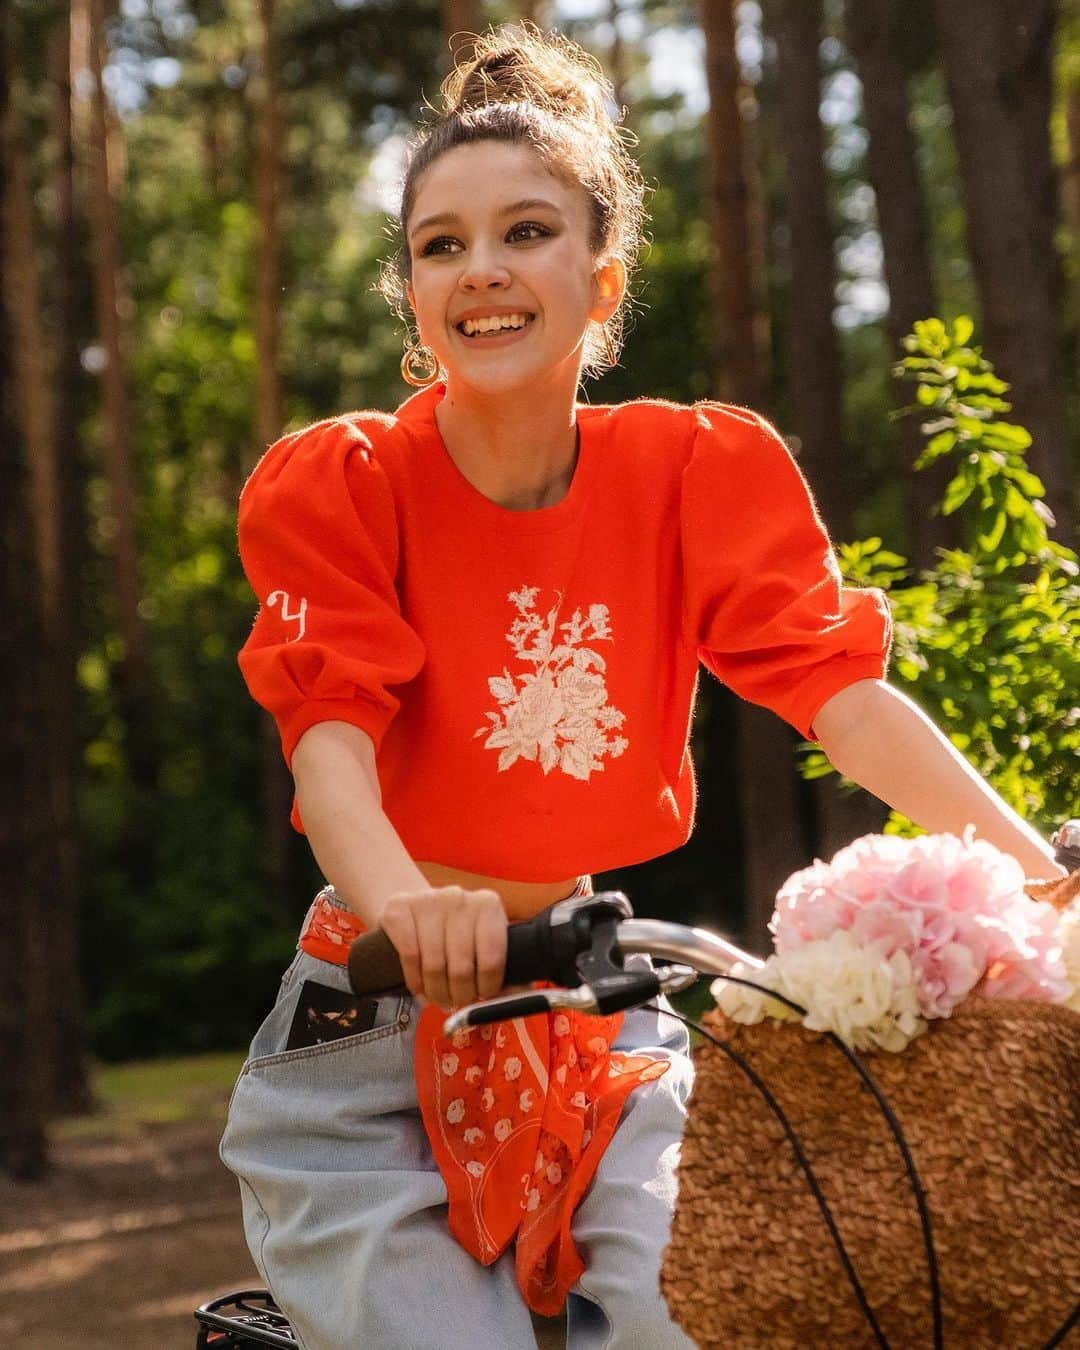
[379, 23, 648, 379]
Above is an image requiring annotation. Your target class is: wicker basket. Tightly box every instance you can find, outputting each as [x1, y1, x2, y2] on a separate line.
[662, 876, 1080, 1349]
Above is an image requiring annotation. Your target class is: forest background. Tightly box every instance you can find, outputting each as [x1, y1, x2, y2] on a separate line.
[3, 0, 1079, 1174]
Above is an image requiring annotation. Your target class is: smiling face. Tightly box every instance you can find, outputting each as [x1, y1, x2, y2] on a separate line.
[404, 140, 625, 398]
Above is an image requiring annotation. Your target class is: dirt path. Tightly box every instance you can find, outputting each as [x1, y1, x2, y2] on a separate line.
[0, 1114, 565, 1348]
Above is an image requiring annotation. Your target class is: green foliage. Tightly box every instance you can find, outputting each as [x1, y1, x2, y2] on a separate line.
[803, 317, 1080, 833]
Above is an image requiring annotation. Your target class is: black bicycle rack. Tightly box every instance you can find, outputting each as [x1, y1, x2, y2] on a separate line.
[194, 1290, 297, 1348]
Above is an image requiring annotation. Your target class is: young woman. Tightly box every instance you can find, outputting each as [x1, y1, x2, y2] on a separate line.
[220, 26, 1065, 1350]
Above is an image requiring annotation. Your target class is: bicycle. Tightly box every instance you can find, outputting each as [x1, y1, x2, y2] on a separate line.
[196, 822, 1080, 1349]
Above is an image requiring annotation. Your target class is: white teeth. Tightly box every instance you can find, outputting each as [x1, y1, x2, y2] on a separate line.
[460, 312, 532, 336]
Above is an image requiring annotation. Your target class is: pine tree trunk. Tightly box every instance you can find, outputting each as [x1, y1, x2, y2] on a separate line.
[700, 0, 809, 946]
[87, 0, 146, 686]
[252, 0, 295, 892]
[763, 0, 887, 857]
[844, 0, 951, 571]
[933, 0, 1073, 540]
[441, 0, 484, 64]
[46, 10, 93, 1116]
[4, 52, 91, 1117]
[0, 18, 48, 1178]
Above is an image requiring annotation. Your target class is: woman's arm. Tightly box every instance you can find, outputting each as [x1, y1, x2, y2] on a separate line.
[292, 721, 508, 1006]
[812, 679, 1066, 878]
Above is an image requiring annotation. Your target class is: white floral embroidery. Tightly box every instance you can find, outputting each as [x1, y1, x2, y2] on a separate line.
[446, 1099, 465, 1124]
[476, 587, 628, 781]
[466, 1161, 484, 1177]
[441, 1053, 459, 1077]
[494, 1118, 512, 1142]
[504, 1056, 522, 1081]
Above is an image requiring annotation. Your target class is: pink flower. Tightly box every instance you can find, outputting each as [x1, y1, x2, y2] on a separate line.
[767, 828, 1069, 1024]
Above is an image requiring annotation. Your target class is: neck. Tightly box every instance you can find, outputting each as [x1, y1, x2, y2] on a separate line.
[434, 375, 582, 511]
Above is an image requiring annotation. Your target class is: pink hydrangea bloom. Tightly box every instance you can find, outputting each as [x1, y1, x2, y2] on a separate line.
[769, 828, 1071, 1019]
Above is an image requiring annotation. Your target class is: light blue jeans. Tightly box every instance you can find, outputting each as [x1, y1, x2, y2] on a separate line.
[220, 904, 696, 1350]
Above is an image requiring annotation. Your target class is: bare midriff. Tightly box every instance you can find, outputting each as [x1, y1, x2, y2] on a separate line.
[418, 861, 582, 922]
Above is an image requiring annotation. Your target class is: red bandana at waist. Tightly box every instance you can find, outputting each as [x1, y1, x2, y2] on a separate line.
[298, 890, 669, 1314]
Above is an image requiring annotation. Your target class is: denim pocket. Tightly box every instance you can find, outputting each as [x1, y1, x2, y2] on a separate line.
[241, 950, 412, 1075]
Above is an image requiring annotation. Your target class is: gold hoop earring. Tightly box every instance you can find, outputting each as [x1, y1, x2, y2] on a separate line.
[400, 342, 441, 388]
[601, 322, 617, 367]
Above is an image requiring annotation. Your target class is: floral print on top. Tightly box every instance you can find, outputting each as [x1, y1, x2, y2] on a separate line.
[476, 586, 628, 782]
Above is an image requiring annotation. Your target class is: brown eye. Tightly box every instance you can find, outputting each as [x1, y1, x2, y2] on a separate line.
[508, 222, 551, 242]
[419, 236, 460, 257]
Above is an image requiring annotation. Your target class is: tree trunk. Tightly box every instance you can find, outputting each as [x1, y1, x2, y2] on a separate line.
[1064, 84, 1080, 394]
[87, 0, 146, 686]
[252, 0, 295, 892]
[0, 16, 48, 1178]
[844, 0, 951, 571]
[933, 0, 1073, 540]
[763, 0, 887, 857]
[441, 0, 484, 64]
[699, 0, 808, 946]
[46, 10, 93, 1116]
[4, 51, 91, 1117]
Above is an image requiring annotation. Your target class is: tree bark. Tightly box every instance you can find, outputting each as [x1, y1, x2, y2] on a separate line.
[763, 0, 851, 537]
[699, 0, 808, 945]
[0, 14, 48, 1178]
[252, 0, 295, 891]
[87, 0, 146, 686]
[933, 0, 1073, 540]
[441, 0, 484, 65]
[4, 48, 91, 1117]
[763, 0, 887, 857]
[46, 10, 93, 1116]
[844, 0, 951, 571]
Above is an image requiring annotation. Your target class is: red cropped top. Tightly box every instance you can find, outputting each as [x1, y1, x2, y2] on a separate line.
[237, 382, 891, 881]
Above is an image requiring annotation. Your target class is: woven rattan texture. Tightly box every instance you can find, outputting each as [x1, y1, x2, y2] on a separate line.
[661, 998, 1080, 1349]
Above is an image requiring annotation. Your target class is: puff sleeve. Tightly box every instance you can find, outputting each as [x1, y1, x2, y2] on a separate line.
[237, 416, 426, 767]
[681, 403, 891, 740]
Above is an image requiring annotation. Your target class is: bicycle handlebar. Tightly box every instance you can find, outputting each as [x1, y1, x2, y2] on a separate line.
[345, 821, 1080, 1033]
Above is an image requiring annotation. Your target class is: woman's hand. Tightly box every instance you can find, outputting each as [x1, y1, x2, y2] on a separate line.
[379, 886, 508, 1009]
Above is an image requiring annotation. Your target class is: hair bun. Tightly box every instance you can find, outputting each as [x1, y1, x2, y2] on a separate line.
[442, 25, 612, 132]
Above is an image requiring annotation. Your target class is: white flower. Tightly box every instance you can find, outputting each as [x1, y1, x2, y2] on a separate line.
[494, 1118, 512, 1142]
[466, 1161, 484, 1178]
[463, 1127, 485, 1146]
[712, 931, 927, 1053]
[446, 1099, 465, 1125]
[525, 1188, 541, 1212]
[480, 1088, 495, 1112]
[504, 1056, 522, 1081]
[518, 1089, 535, 1112]
[553, 1015, 570, 1037]
[464, 1065, 482, 1084]
[441, 1053, 459, 1076]
[546, 1162, 563, 1186]
[1059, 906, 1080, 1012]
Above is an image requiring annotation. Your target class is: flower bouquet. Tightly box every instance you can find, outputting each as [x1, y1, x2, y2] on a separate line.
[661, 831, 1080, 1350]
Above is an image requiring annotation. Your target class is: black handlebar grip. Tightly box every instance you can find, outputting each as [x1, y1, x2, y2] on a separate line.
[347, 928, 408, 997]
[347, 905, 568, 998]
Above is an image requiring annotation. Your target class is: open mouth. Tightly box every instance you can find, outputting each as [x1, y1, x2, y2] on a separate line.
[455, 312, 536, 339]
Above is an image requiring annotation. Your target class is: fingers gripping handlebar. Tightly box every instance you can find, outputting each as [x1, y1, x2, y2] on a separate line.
[347, 891, 634, 996]
[345, 892, 689, 1027]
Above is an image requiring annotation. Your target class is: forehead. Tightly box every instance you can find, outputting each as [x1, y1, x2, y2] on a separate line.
[409, 141, 590, 231]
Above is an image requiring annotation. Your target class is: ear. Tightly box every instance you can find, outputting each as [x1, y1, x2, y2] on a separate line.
[405, 283, 417, 315]
[589, 257, 627, 325]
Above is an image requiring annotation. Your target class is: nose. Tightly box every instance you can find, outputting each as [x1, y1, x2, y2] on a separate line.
[459, 242, 511, 292]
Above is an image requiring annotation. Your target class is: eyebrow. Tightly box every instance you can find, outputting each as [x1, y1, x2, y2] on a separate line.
[409, 198, 565, 238]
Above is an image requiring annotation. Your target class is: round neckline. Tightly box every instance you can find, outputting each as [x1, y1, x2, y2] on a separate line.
[401, 383, 600, 532]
